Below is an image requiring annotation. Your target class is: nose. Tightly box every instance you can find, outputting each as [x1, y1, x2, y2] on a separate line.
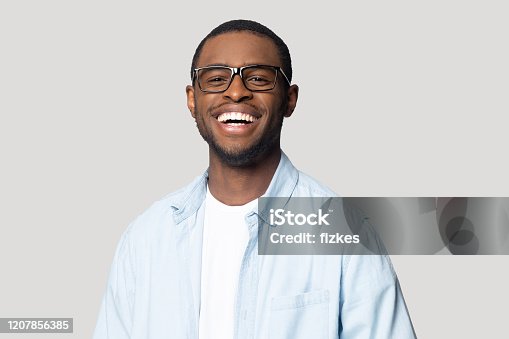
[223, 74, 253, 102]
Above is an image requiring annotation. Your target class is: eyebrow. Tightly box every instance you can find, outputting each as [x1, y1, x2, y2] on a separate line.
[201, 63, 230, 67]
[198, 63, 269, 68]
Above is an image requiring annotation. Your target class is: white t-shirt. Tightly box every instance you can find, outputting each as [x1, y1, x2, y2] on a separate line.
[198, 186, 256, 339]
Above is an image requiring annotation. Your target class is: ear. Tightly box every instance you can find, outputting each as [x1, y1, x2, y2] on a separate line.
[284, 84, 299, 118]
[186, 85, 196, 119]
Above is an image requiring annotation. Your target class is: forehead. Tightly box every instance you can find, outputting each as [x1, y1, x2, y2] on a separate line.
[196, 31, 281, 68]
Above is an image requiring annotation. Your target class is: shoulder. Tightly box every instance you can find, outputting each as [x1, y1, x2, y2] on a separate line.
[122, 173, 205, 244]
[277, 152, 337, 198]
[293, 169, 338, 197]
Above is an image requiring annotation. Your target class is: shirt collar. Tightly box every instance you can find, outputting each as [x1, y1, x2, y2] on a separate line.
[171, 151, 299, 225]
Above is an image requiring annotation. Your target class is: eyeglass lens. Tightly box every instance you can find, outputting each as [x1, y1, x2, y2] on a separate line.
[197, 66, 277, 92]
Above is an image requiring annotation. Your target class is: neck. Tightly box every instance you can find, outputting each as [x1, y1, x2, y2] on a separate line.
[207, 147, 281, 206]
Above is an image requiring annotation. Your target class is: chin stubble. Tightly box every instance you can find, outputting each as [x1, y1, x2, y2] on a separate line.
[194, 102, 286, 167]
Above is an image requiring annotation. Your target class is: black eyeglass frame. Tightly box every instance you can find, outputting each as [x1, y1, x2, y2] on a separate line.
[191, 64, 291, 93]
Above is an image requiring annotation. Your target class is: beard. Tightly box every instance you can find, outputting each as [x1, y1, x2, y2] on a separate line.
[194, 101, 286, 167]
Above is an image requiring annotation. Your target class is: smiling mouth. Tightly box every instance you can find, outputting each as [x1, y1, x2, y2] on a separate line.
[216, 112, 259, 125]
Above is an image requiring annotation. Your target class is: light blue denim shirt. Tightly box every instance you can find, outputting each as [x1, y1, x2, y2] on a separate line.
[93, 152, 416, 339]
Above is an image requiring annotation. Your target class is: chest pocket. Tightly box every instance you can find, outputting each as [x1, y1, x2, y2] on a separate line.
[269, 289, 329, 339]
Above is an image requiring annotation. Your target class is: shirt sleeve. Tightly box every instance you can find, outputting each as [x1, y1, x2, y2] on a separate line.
[339, 254, 417, 339]
[93, 230, 136, 339]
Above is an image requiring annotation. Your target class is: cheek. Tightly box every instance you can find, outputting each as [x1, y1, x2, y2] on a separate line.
[193, 99, 214, 131]
[257, 94, 282, 113]
[268, 97, 287, 120]
[193, 97, 207, 119]
[195, 95, 217, 116]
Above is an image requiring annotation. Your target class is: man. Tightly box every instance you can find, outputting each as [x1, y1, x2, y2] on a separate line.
[94, 19, 416, 338]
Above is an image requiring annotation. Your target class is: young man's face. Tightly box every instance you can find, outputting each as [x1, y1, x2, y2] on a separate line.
[186, 31, 298, 167]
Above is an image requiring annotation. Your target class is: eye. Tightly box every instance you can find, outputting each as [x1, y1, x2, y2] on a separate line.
[242, 67, 276, 87]
[246, 75, 271, 85]
[208, 76, 228, 83]
[203, 75, 229, 87]
[198, 68, 232, 87]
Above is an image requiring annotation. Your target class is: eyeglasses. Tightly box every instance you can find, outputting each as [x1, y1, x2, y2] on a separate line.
[192, 64, 291, 93]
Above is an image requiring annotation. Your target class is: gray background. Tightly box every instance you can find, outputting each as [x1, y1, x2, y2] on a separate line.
[0, 0, 508, 338]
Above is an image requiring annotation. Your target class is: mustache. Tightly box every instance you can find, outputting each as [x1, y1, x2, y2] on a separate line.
[206, 102, 261, 114]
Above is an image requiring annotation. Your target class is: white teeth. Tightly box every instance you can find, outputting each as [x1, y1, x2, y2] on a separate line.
[217, 112, 257, 123]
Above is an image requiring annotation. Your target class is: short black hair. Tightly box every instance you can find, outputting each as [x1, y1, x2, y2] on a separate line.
[190, 19, 292, 84]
